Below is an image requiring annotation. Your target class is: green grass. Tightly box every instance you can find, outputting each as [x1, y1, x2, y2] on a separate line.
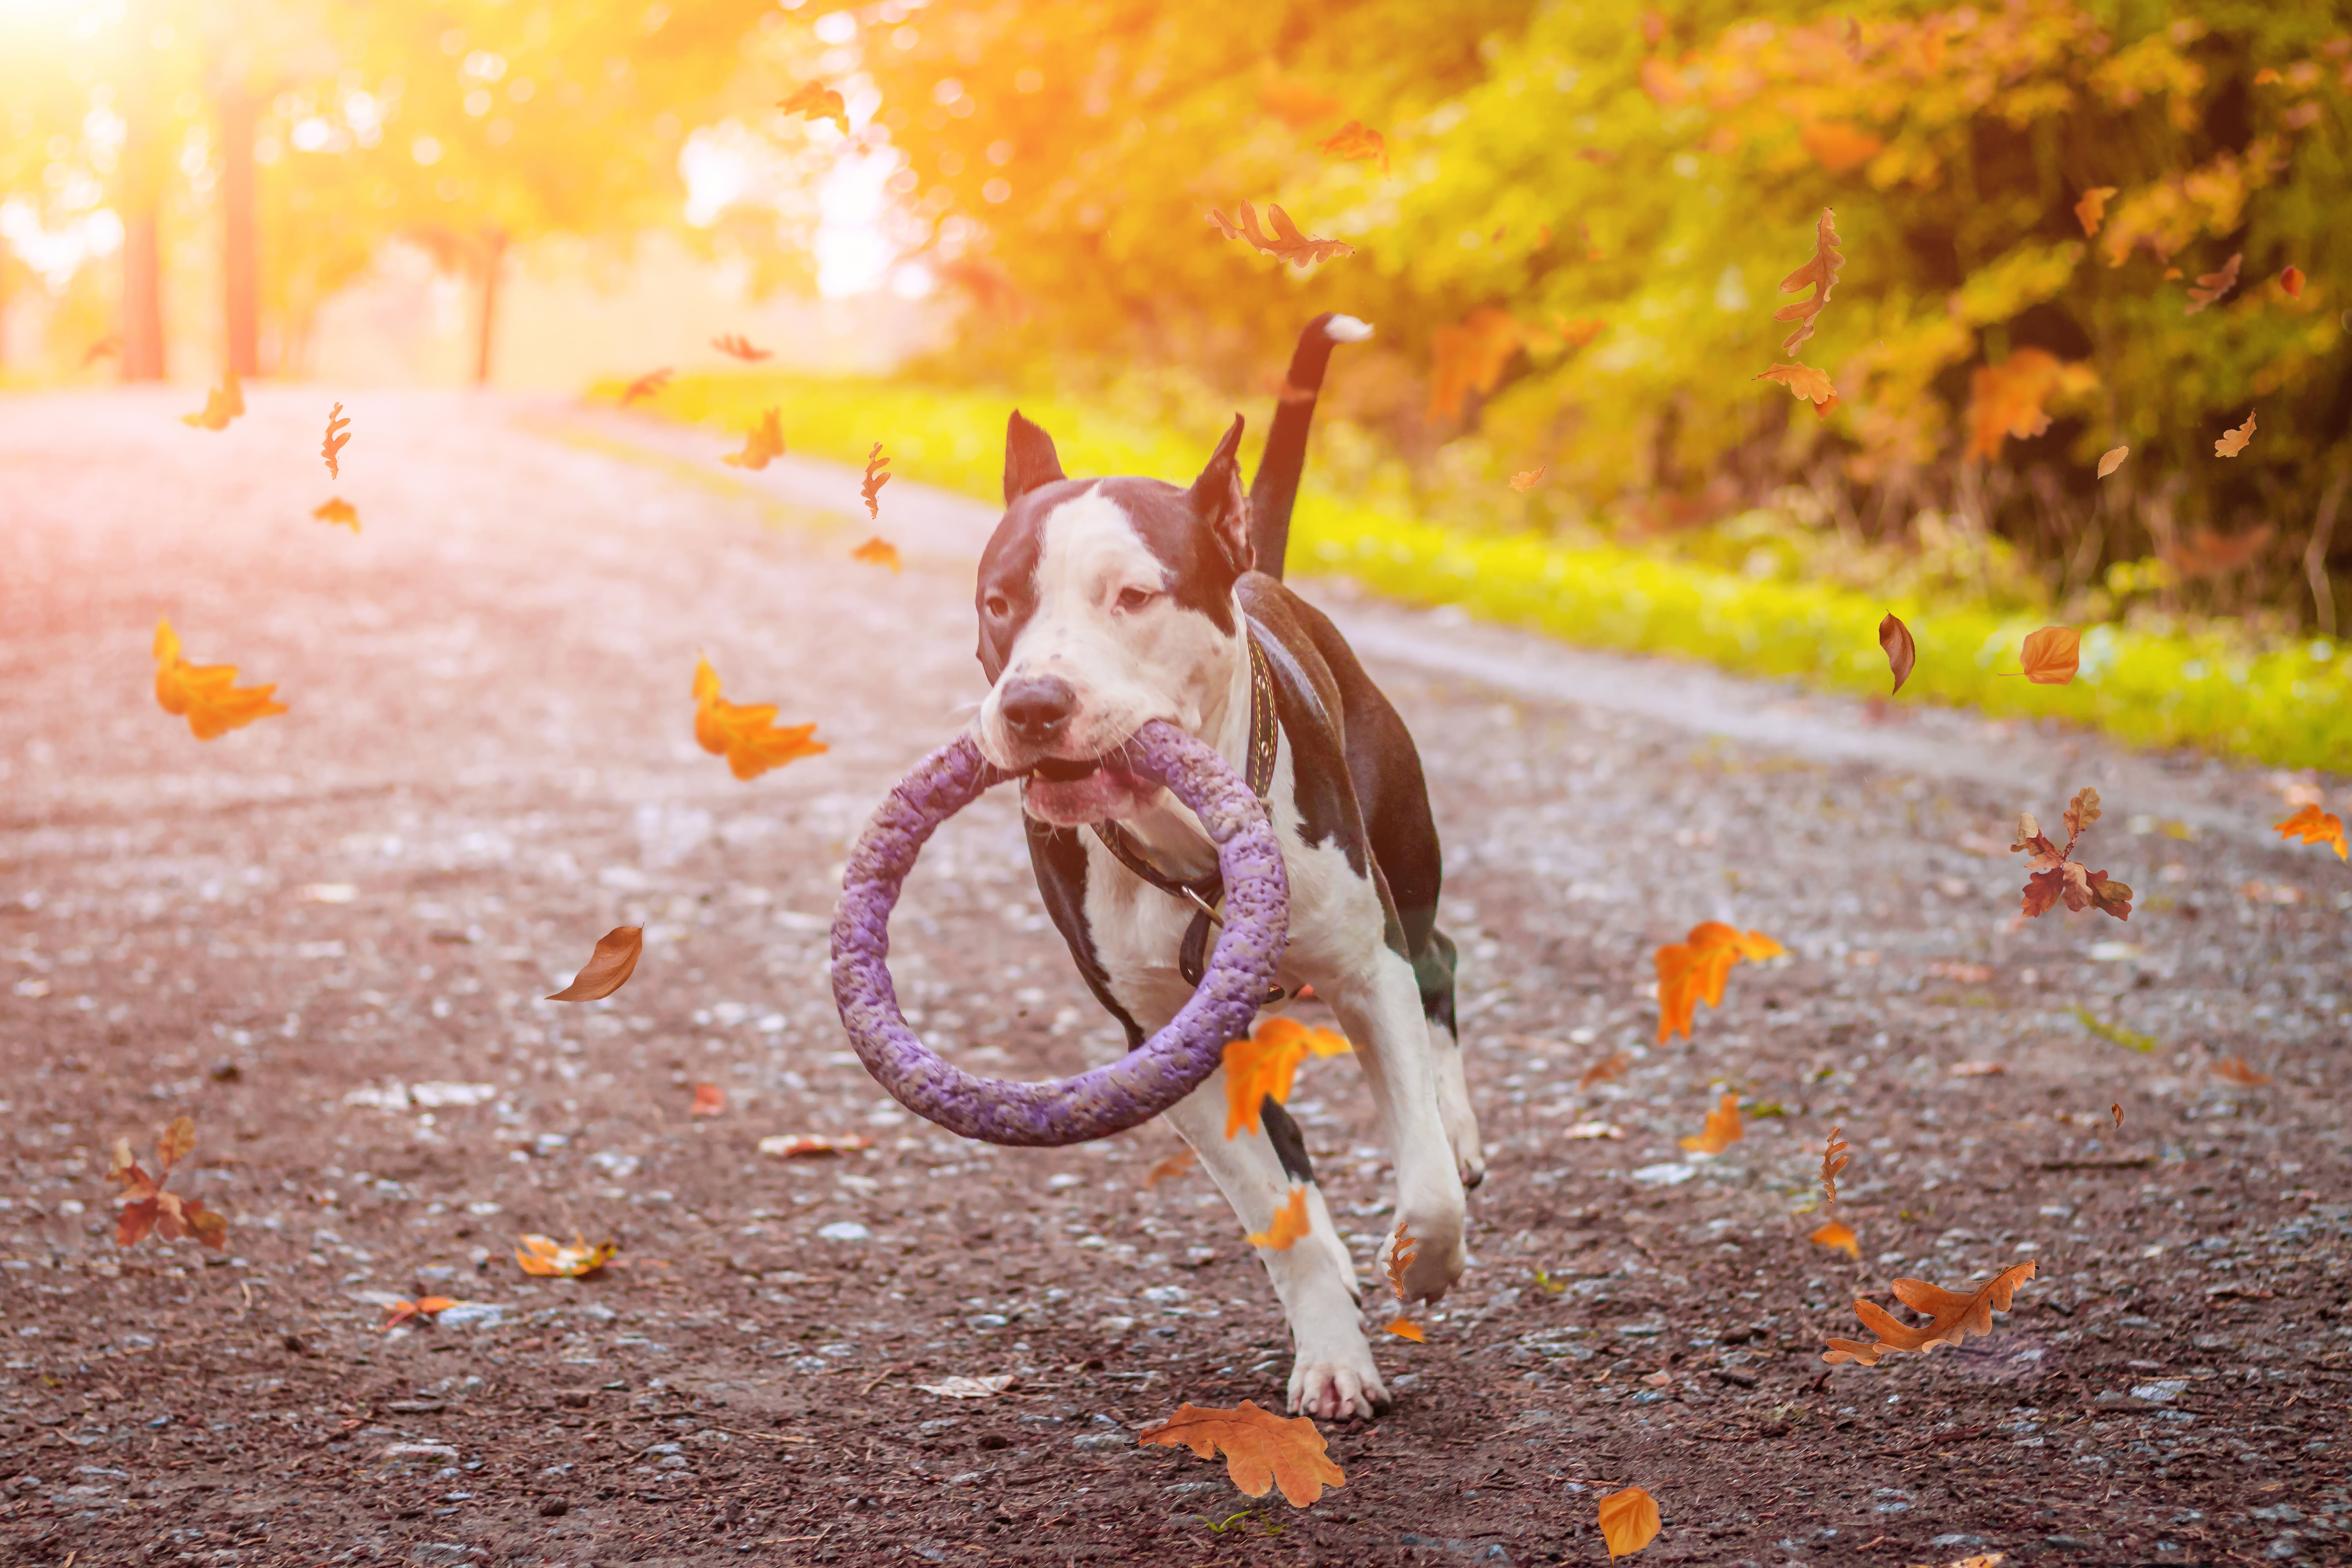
[607, 370, 2352, 773]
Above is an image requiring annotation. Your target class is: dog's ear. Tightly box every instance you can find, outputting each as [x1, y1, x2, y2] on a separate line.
[1187, 413, 1254, 578]
[1003, 410, 1066, 505]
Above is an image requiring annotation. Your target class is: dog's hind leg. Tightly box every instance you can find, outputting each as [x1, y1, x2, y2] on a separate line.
[1161, 1075, 1387, 1421]
[1414, 927, 1485, 1189]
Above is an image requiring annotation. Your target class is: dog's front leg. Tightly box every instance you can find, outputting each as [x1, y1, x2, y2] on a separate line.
[1160, 1077, 1388, 1421]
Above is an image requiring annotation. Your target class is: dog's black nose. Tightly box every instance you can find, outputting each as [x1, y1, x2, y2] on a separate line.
[999, 675, 1078, 746]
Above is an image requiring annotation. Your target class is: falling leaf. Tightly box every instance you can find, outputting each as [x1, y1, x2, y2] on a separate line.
[1136, 1401, 1346, 1508]
[1247, 1185, 1312, 1250]
[1429, 308, 1524, 421]
[1385, 1222, 1417, 1301]
[109, 1115, 230, 1250]
[2011, 789, 2131, 920]
[712, 332, 773, 362]
[312, 498, 361, 534]
[383, 1296, 457, 1331]
[1598, 1485, 1663, 1560]
[1579, 1052, 1631, 1090]
[82, 334, 120, 365]
[515, 1233, 619, 1278]
[1144, 1147, 1198, 1188]
[777, 82, 849, 135]
[152, 616, 288, 741]
[321, 402, 351, 478]
[1655, 922, 1784, 1044]
[2210, 1057, 2273, 1087]
[1820, 1127, 1851, 1204]
[1384, 1317, 1425, 1342]
[1206, 201, 1355, 269]
[915, 1374, 1016, 1398]
[1809, 1220, 1860, 1259]
[2096, 446, 2129, 479]
[180, 370, 244, 430]
[690, 1083, 725, 1116]
[2110, 1103, 2123, 1130]
[2183, 252, 2242, 315]
[757, 1133, 875, 1158]
[2017, 626, 2080, 684]
[1755, 363, 1836, 405]
[853, 536, 902, 571]
[2273, 803, 2348, 860]
[620, 368, 672, 406]
[1222, 1016, 1351, 1137]
[546, 926, 644, 1002]
[1822, 1260, 2036, 1365]
[1508, 467, 1545, 492]
[2073, 187, 2117, 238]
[861, 443, 891, 521]
[1678, 1091, 1744, 1154]
[2281, 265, 2305, 299]
[721, 408, 786, 470]
[1316, 120, 1389, 172]
[2214, 410, 2257, 457]
[1964, 348, 2094, 460]
[1773, 208, 1844, 355]
[1877, 613, 1915, 694]
[692, 654, 828, 780]
[2161, 523, 2274, 580]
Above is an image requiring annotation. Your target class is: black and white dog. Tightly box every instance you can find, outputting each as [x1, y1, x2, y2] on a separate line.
[970, 314, 1483, 1421]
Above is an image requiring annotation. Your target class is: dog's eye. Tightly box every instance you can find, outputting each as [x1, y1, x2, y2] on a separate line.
[984, 592, 1012, 619]
[1116, 586, 1161, 613]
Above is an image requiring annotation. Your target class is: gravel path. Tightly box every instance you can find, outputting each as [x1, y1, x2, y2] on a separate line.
[2, 387, 2348, 1566]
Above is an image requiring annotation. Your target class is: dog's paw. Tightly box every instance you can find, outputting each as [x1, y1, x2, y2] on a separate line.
[1432, 1037, 1486, 1190]
[1287, 1351, 1389, 1422]
[1383, 1205, 1467, 1304]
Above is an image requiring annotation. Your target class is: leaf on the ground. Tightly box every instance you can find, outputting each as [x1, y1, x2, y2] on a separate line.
[180, 370, 244, 430]
[1877, 613, 1915, 694]
[547, 926, 642, 1002]
[152, 616, 288, 741]
[2096, 446, 2129, 479]
[2073, 1006, 2159, 1053]
[1579, 1051, 1631, 1090]
[1678, 1091, 1743, 1155]
[1207, 201, 1354, 269]
[2183, 252, 2241, 315]
[1247, 1185, 1311, 1250]
[778, 82, 849, 135]
[1755, 363, 1835, 405]
[383, 1296, 457, 1331]
[620, 368, 672, 407]
[692, 654, 827, 780]
[2073, 186, 2117, 238]
[1509, 467, 1545, 492]
[2110, 1103, 2123, 1130]
[515, 1232, 619, 1278]
[321, 402, 351, 478]
[690, 1083, 724, 1116]
[757, 1133, 875, 1158]
[2273, 803, 2348, 860]
[1947, 1061, 2005, 1076]
[312, 497, 361, 533]
[1773, 207, 1844, 355]
[2214, 409, 2256, 457]
[1385, 1222, 1417, 1299]
[2281, 265, 2305, 299]
[1598, 1484, 1663, 1559]
[1144, 1148, 1198, 1187]
[853, 536, 901, 572]
[1136, 1400, 1345, 1508]
[1567, 1120, 1626, 1139]
[1384, 1317, 1425, 1341]
[2017, 625, 2080, 684]
[1222, 1016, 1350, 1137]
[861, 443, 891, 521]
[915, 1374, 1016, 1398]
[2210, 1057, 2272, 1087]
[1656, 922, 1784, 1044]
[1821, 1260, 2036, 1365]
[721, 408, 786, 469]
[1810, 1220, 1860, 1259]
[110, 1116, 229, 1250]
[1820, 1126, 1851, 1204]
[1316, 120, 1389, 171]
[1429, 308, 1523, 422]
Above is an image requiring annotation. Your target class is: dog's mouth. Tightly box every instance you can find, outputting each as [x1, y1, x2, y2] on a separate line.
[1029, 754, 1102, 783]
[1017, 744, 1161, 826]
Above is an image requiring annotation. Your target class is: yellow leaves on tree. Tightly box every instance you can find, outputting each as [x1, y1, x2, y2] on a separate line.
[1774, 208, 1844, 355]
[1755, 363, 1835, 407]
[180, 370, 244, 430]
[1508, 467, 1545, 492]
[1598, 1485, 1663, 1560]
[2073, 186, 2118, 238]
[1809, 1220, 1860, 1259]
[1655, 922, 1784, 1044]
[711, 333, 772, 362]
[2274, 802, 2348, 860]
[2010, 788, 2132, 920]
[1316, 120, 1389, 172]
[1877, 613, 1915, 693]
[1207, 201, 1355, 269]
[620, 368, 672, 407]
[152, 617, 287, 741]
[778, 82, 849, 135]
[2016, 624, 2080, 684]
[547, 925, 644, 1002]
[1137, 1401, 1346, 1508]
[722, 408, 786, 470]
[1247, 1184, 1312, 1250]
[2183, 251, 2241, 314]
[853, 536, 902, 572]
[1677, 1091, 1743, 1154]
[1822, 1260, 2036, 1365]
[109, 1116, 229, 1250]
[1430, 308, 1523, 423]
[861, 443, 892, 521]
[692, 654, 827, 780]
[515, 1233, 619, 1278]
[1964, 348, 2095, 461]
[2214, 409, 2257, 457]
[1222, 1016, 1350, 1137]
[312, 498, 361, 534]
[383, 1296, 457, 1331]
[321, 402, 351, 478]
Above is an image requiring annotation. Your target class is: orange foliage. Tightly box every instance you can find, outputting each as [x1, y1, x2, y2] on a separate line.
[1247, 1185, 1311, 1250]
[2273, 802, 2347, 860]
[1509, 467, 1545, 492]
[109, 1116, 229, 1250]
[1598, 1485, 1663, 1559]
[515, 1233, 619, 1278]
[1755, 363, 1835, 405]
[1809, 1220, 1860, 1259]
[1207, 201, 1355, 269]
[721, 408, 786, 469]
[1678, 1091, 1743, 1154]
[1877, 613, 1915, 694]
[383, 1296, 457, 1331]
[1820, 1126, 1851, 1204]
[2183, 251, 2241, 314]
[312, 498, 361, 533]
[180, 371, 243, 430]
[2073, 186, 2117, 237]
[2017, 625, 2081, 684]
[1137, 1401, 1346, 1507]
[1823, 1260, 2036, 1365]
[1429, 308, 1524, 422]
[1799, 122, 1881, 173]
[321, 403, 351, 478]
[2281, 265, 2306, 298]
[1655, 922, 1784, 1043]
[690, 1083, 725, 1116]
[777, 82, 848, 135]
[692, 654, 827, 780]
[547, 926, 644, 1002]
[2096, 445, 2129, 478]
[1774, 208, 1844, 355]
[620, 368, 672, 407]
[1964, 348, 2094, 460]
[152, 617, 288, 740]
[853, 536, 902, 572]
[861, 443, 892, 521]
[2215, 409, 2257, 457]
[1221, 1016, 1350, 1137]
[1317, 120, 1389, 171]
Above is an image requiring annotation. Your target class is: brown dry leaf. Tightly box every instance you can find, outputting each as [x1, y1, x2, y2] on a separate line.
[180, 370, 244, 430]
[111, 1116, 229, 1251]
[2210, 1057, 2273, 1087]
[1143, 1148, 1198, 1188]
[1822, 1259, 2036, 1365]
[1207, 201, 1354, 269]
[852, 536, 902, 572]
[152, 617, 288, 741]
[1810, 1220, 1860, 1260]
[620, 368, 672, 407]
[1820, 1126, 1851, 1204]
[1428, 307, 1523, 422]
[1579, 1051, 1631, 1091]
[1222, 1016, 1351, 1137]
[1316, 119, 1389, 172]
[861, 443, 891, 521]
[1774, 207, 1844, 355]
[383, 1296, 457, 1331]
[2110, 1103, 2124, 1130]
[1508, 467, 1545, 492]
[2096, 446, 2129, 479]
[778, 82, 849, 135]
[515, 1232, 618, 1278]
[1755, 362, 1835, 405]
[312, 498, 361, 534]
[2010, 788, 2131, 920]
[1384, 1316, 1426, 1342]
[2281, 265, 2305, 298]
[757, 1133, 875, 1158]
[547, 926, 643, 1002]
[2184, 251, 2242, 314]
[693, 655, 828, 780]
[2215, 409, 2257, 457]
[1878, 613, 1915, 694]
[1136, 1401, 1345, 1507]
[1678, 1091, 1744, 1155]
[1247, 1185, 1312, 1250]
[2017, 625, 2080, 684]
[2273, 802, 2348, 860]
[321, 402, 351, 478]
[1598, 1485, 1663, 1559]
[690, 1083, 725, 1116]
[721, 408, 786, 470]
[2073, 186, 2117, 238]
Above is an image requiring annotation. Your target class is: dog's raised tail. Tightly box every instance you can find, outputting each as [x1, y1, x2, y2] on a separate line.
[1247, 312, 1372, 581]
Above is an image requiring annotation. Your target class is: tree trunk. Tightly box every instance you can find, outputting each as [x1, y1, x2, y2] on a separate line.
[220, 86, 260, 378]
[121, 205, 168, 382]
[472, 228, 508, 386]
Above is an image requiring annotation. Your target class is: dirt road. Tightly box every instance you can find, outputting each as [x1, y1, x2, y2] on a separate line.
[2, 387, 2348, 1566]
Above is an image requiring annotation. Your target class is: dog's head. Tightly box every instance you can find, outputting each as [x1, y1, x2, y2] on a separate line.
[973, 410, 1254, 826]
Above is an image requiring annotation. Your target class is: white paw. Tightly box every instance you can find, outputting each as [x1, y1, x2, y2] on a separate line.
[1432, 1037, 1486, 1189]
[1287, 1349, 1388, 1421]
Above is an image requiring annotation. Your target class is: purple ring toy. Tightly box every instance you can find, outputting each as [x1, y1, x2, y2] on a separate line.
[829, 720, 1289, 1146]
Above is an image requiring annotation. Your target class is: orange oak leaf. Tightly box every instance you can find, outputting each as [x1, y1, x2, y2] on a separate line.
[546, 926, 643, 1002]
[2281, 265, 2305, 298]
[2009, 789, 2131, 920]
[1820, 1126, 1851, 1204]
[620, 368, 672, 407]
[2017, 625, 2080, 684]
[515, 1232, 619, 1278]
[1579, 1051, 1631, 1091]
[2210, 1056, 2272, 1087]
[180, 370, 243, 430]
[1316, 119, 1389, 172]
[757, 1133, 875, 1158]
[1678, 1091, 1743, 1154]
[152, 616, 288, 741]
[2097, 445, 2129, 479]
[1384, 1316, 1426, 1341]
[1247, 1184, 1311, 1250]
[690, 1083, 725, 1116]
[1809, 1220, 1860, 1259]
[1822, 1260, 2036, 1365]
[1222, 1016, 1350, 1137]
[383, 1295, 457, 1331]
[1878, 613, 1915, 694]
[1207, 201, 1355, 269]
[692, 654, 827, 780]
[1137, 1401, 1345, 1507]
[312, 498, 361, 533]
[861, 443, 891, 521]
[1143, 1147, 1197, 1188]
[1509, 466, 1545, 492]
[721, 408, 785, 469]
[2215, 410, 2257, 457]
[2273, 802, 2348, 860]
[1385, 1221, 1417, 1300]
[109, 1116, 229, 1251]
[321, 402, 351, 478]
[1429, 308, 1523, 422]
[1598, 1484, 1663, 1560]
[1773, 207, 1844, 355]
[2073, 186, 2117, 238]
[2184, 252, 2242, 314]
[1655, 922, 1783, 1043]
[853, 536, 902, 572]
[778, 82, 849, 135]
[1755, 363, 1835, 405]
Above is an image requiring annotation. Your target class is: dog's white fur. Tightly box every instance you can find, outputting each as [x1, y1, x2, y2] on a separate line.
[977, 489, 1475, 1421]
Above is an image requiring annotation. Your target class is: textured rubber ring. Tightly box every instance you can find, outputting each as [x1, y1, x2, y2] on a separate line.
[830, 720, 1289, 1146]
